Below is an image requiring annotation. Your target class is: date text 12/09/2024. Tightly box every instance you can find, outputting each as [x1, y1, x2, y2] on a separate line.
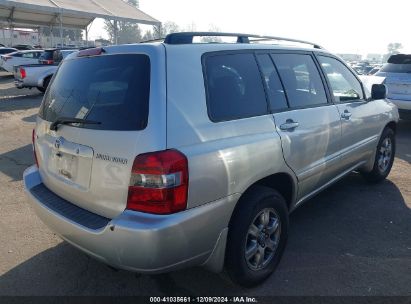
[150, 297, 258, 303]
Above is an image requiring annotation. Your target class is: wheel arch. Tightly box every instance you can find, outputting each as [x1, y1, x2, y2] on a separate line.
[385, 121, 397, 134]
[39, 74, 53, 88]
[232, 172, 297, 221]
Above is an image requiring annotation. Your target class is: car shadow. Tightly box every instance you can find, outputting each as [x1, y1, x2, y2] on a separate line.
[0, 94, 42, 112]
[0, 173, 409, 296]
[22, 114, 37, 123]
[0, 145, 33, 181]
[396, 120, 411, 164]
[0, 74, 13, 83]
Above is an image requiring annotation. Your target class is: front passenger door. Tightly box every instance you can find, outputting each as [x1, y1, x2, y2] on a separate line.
[317, 55, 383, 171]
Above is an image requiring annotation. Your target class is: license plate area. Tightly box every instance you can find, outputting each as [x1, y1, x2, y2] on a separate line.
[45, 136, 94, 190]
[50, 150, 78, 181]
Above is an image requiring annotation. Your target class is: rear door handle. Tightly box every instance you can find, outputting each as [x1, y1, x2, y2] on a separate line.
[341, 110, 352, 120]
[280, 120, 299, 131]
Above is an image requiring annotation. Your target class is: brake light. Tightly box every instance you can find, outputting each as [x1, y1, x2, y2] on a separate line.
[20, 68, 26, 79]
[41, 59, 54, 65]
[32, 129, 39, 167]
[77, 47, 105, 57]
[127, 150, 189, 215]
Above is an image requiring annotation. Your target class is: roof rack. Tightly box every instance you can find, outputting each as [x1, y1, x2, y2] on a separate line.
[164, 32, 323, 49]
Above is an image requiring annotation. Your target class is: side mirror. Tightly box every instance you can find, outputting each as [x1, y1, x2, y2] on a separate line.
[371, 84, 387, 100]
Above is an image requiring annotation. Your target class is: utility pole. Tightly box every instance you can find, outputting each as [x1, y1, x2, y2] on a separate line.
[59, 8, 63, 47]
[113, 20, 118, 45]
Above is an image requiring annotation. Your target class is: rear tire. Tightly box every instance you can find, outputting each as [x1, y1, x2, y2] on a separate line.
[361, 127, 395, 183]
[225, 186, 289, 287]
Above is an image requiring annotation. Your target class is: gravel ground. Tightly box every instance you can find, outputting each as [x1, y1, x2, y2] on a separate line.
[0, 71, 410, 296]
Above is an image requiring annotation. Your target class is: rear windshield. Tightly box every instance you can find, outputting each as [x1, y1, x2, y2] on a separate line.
[39, 54, 151, 131]
[387, 54, 411, 64]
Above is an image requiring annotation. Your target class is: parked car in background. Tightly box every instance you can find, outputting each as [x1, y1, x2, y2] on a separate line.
[14, 49, 77, 92]
[24, 32, 399, 287]
[38, 49, 59, 65]
[0, 50, 44, 73]
[39, 48, 77, 65]
[0, 47, 17, 55]
[12, 44, 34, 50]
[367, 67, 380, 75]
[376, 54, 411, 120]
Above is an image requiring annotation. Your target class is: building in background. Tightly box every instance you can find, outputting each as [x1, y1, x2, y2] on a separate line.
[1, 28, 39, 46]
[0, 27, 89, 48]
[337, 53, 362, 62]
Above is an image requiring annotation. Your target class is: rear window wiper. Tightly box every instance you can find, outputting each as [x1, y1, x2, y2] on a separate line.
[50, 117, 101, 131]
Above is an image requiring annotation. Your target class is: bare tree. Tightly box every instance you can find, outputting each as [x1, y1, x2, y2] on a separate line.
[104, 0, 142, 44]
[387, 43, 403, 55]
[201, 24, 222, 43]
[151, 21, 180, 39]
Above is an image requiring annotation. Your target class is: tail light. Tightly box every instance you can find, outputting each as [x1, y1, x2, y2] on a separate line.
[77, 47, 105, 57]
[40, 59, 54, 65]
[127, 150, 189, 215]
[20, 68, 26, 79]
[32, 129, 39, 167]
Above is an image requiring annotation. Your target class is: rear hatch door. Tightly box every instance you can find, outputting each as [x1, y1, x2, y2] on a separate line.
[378, 55, 411, 101]
[34, 45, 166, 219]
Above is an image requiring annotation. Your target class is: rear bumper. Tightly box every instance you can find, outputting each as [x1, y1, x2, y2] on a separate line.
[23, 166, 237, 273]
[14, 80, 24, 89]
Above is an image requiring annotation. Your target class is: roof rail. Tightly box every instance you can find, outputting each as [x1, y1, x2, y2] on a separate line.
[163, 32, 323, 49]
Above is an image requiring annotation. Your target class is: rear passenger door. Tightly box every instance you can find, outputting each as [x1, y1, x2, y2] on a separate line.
[257, 53, 342, 202]
[316, 55, 382, 171]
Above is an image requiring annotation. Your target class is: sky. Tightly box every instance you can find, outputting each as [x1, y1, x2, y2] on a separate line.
[89, 0, 411, 56]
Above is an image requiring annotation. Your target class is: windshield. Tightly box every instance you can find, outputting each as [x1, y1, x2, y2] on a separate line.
[39, 54, 151, 131]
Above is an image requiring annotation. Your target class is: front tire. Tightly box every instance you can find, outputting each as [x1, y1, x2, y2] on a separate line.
[362, 127, 396, 183]
[225, 186, 289, 287]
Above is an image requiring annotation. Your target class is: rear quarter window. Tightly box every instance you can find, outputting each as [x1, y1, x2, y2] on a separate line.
[39, 54, 151, 131]
[203, 53, 268, 122]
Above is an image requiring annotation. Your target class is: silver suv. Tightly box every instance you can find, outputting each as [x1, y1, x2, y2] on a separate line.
[23, 32, 399, 287]
[376, 54, 411, 120]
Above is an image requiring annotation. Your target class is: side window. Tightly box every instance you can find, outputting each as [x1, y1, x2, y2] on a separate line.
[22, 52, 34, 58]
[318, 56, 364, 102]
[256, 54, 288, 111]
[271, 54, 328, 108]
[204, 53, 268, 122]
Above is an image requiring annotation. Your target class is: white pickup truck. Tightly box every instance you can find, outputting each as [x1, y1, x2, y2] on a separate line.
[14, 49, 77, 92]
